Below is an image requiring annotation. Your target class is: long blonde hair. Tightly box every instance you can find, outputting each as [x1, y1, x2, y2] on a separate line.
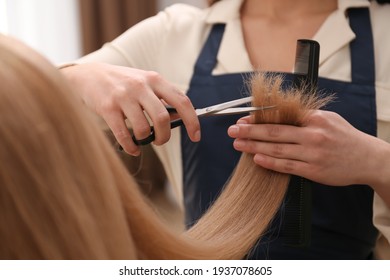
[0, 35, 328, 259]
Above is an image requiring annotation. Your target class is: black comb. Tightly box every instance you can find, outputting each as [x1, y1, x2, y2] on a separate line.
[283, 39, 320, 248]
[293, 39, 320, 90]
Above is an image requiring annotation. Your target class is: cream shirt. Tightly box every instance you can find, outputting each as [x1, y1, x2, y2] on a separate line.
[77, 0, 390, 241]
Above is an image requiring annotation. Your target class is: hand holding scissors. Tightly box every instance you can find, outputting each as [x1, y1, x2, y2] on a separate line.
[131, 96, 275, 146]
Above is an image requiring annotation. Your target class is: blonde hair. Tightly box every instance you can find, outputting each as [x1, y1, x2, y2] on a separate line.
[0, 35, 328, 259]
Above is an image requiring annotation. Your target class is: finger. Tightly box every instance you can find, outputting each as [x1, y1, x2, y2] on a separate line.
[147, 74, 200, 142]
[253, 153, 310, 177]
[137, 93, 171, 145]
[236, 115, 253, 124]
[168, 94, 201, 142]
[104, 111, 141, 156]
[233, 139, 307, 162]
[228, 123, 305, 144]
[160, 101, 180, 120]
[121, 102, 155, 143]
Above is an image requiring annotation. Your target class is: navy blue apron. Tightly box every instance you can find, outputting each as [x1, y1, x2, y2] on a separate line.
[181, 8, 378, 259]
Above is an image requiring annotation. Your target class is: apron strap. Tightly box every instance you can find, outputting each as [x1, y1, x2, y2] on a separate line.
[348, 8, 375, 84]
[193, 24, 225, 76]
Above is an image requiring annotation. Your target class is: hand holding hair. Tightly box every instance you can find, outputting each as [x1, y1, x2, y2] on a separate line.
[229, 76, 390, 207]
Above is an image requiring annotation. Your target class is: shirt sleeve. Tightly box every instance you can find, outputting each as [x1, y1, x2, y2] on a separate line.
[75, 4, 199, 71]
[373, 194, 390, 241]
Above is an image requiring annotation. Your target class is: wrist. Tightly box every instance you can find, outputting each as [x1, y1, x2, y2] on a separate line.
[365, 136, 390, 206]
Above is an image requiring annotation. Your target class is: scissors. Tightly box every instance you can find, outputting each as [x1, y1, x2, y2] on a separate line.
[131, 96, 276, 146]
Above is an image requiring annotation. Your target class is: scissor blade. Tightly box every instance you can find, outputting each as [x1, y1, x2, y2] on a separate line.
[195, 96, 253, 117]
[211, 105, 276, 115]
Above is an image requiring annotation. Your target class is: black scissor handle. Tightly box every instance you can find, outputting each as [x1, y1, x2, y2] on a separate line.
[132, 128, 156, 146]
[131, 118, 184, 146]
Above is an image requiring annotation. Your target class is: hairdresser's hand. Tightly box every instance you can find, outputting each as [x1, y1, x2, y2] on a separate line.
[228, 110, 390, 190]
[61, 62, 200, 155]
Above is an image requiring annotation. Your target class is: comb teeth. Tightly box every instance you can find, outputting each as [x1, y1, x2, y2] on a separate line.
[282, 177, 312, 247]
[294, 41, 310, 75]
[293, 39, 320, 90]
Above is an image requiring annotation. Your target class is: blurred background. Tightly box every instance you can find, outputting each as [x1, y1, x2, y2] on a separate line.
[0, 0, 206, 64]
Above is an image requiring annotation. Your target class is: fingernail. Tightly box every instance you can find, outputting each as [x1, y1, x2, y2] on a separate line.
[194, 130, 201, 142]
[127, 145, 141, 156]
[228, 125, 239, 136]
[234, 139, 245, 149]
[237, 119, 248, 124]
[128, 150, 141, 156]
[254, 154, 265, 163]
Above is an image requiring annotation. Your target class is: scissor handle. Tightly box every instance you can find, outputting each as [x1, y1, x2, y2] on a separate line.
[132, 128, 155, 146]
[132, 118, 184, 146]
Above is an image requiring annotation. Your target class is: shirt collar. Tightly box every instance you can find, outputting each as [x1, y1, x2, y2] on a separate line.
[205, 0, 370, 24]
[205, 0, 244, 24]
[338, 0, 370, 13]
[314, 0, 371, 64]
[205, 0, 372, 71]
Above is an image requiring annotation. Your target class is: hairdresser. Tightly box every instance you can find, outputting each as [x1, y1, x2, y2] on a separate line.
[61, 0, 390, 259]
